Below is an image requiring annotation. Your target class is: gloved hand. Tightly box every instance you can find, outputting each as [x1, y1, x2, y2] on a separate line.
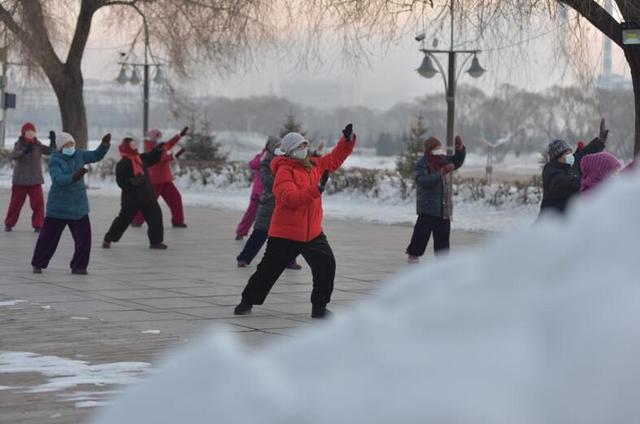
[175, 148, 186, 159]
[101, 133, 111, 145]
[49, 131, 56, 150]
[312, 141, 325, 157]
[73, 167, 88, 182]
[440, 164, 455, 176]
[343, 123, 354, 142]
[130, 175, 145, 186]
[599, 118, 609, 143]
[155, 142, 166, 152]
[180, 126, 189, 137]
[318, 170, 330, 193]
[455, 135, 465, 151]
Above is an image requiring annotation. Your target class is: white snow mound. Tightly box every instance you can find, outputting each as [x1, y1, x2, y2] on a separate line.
[96, 170, 640, 424]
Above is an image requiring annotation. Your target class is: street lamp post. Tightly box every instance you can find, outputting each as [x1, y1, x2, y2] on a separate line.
[115, 26, 164, 138]
[416, 0, 486, 154]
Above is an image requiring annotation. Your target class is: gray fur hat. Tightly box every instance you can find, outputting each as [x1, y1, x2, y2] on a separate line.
[548, 139, 571, 160]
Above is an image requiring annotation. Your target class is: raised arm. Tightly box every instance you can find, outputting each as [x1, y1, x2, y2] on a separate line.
[273, 165, 321, 208]
[312, 124, 356, 173]
[81, 142, 109, 164]
[447, 136, 466, 169]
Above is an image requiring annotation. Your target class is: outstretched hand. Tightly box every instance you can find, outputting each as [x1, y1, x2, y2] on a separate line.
[49, 131, 56, 149]
[455, 135, 464, 151]
[342, 123, 355, 142]
[318, 170, 330, 193]
[180, 126, 189, 137]
[73, 167, 88, 182]
[599, 118, 609, 143]
[101, 133, 111, 145]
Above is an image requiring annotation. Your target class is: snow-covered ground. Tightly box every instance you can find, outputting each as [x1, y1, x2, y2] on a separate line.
[95, 165, 640, 424]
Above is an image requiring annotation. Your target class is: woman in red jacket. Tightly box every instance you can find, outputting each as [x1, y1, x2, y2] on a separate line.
[131, 127, 188, 228]
[234, 124, 356, 319]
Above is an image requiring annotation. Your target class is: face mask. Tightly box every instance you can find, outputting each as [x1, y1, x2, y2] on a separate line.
[291, 147, 308, 160]
[564, 153, 575, 167]
[25, 131, 36, 140]
[62, 147, 75, 156]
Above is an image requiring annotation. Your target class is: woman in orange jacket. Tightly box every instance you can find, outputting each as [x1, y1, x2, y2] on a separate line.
[234, 124, 356, 319]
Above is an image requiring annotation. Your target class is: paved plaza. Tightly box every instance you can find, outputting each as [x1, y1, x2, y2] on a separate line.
[0, 188, 486, 423]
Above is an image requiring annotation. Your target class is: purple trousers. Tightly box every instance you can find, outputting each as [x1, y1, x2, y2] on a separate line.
[32, 215, 92, 270]
[236, 194, 260, 237]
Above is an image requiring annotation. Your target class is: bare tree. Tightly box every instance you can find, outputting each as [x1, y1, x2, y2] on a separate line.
[0, 0, 274, 148]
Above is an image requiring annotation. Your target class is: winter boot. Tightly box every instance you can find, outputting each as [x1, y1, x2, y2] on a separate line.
[235, 234, 245, 241]
[234, 301, 253, 315]
[5, 226, 12, 232]
[311, 304, 332, 319]
[32, 266, 42, 274]
[173, 223, 188, 228]
[72, 269, 88, 275]
[102, 240, 112, 249]
[237, 260, 249, 268]
[407, 255, 420, 264]
[150, 243, 168, 250]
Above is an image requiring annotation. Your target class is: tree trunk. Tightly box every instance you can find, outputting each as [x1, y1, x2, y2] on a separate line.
[48, 67, 89, 149]
[626, 46, 640, 157]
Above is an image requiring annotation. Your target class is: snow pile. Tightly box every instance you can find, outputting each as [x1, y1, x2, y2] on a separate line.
[96, 170, 640, 424]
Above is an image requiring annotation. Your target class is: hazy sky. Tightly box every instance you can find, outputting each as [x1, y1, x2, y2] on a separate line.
[75, 10, 632, 111]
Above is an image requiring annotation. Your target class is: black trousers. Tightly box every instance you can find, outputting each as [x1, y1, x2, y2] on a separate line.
[104, 201, 163, 245]
[406, 214, 451, 257]
[242, 233, 336, 306]
[237, 229, 269, 264]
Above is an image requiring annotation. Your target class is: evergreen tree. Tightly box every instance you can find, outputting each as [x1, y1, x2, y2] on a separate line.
[396, 115, 429, 181]
[279, 113, 306, 138]
[183, 117, 228, 162]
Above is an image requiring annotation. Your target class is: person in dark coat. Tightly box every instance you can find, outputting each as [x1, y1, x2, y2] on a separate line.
[539, 119, 608, 215]
[5, 122, 56, 232]
[236, 136, 301, 270]
[406, 135, 466, 264]
[102, 137, 167, 249]
[31, 132, 111, 274]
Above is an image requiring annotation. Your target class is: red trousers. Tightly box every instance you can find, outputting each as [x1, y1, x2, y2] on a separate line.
[132, 182, 184, 226]
[5, 184, 44, 229]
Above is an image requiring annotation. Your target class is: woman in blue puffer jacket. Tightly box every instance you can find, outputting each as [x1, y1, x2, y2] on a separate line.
[31, 132, 111, 275]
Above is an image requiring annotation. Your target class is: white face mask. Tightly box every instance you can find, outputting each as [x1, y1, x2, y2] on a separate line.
[25, 131, 36, 140]
[564, 153, 575, 167]
[62, 147, 75, 156]
[291, 147, 308, 160]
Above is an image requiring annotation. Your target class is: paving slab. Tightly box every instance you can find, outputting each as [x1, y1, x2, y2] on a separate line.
[0, 188, 487, 423]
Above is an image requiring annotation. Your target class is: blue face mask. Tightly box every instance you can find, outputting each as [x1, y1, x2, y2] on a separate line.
[62, 147, 75, 156]
[564, 153, 575, 167]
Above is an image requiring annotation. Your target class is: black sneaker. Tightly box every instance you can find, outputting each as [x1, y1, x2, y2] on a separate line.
[311, 304, 333, 319]
[149, 243, 168, 250]
[71, 269, 88, 275]
[102, 240, 111, 249]
[32, 266, 42, 274]
[235, 234, 244, 241]
[131, 223, 143, 228]
[234, 301, 253, 315]
[173, 223, 188, 228]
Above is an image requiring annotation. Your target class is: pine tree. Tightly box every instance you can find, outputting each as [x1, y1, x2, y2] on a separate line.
[279, 113, 306, 138]
[183, 117, 228, 162]
[396, 115, 429, 181]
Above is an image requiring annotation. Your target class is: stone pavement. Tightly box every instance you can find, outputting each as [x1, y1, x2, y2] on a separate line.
[0, 188, 486, 423]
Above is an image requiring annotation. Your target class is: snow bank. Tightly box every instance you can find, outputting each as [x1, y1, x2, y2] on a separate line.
[96, 170, 640, 424]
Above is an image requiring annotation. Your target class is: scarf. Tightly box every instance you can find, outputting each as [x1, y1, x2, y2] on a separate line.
[119, 141, 145, 176]
[426, 153, 449, 173]
[21, 136, 36, 145]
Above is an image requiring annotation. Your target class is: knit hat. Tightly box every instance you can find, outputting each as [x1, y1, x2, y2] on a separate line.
[580, 152, 621, 192]
[58, 132, 75, 149]
[275, 132, 308, 156]
[423, 137, 442, 154]
[21, 122, 36, 136]
[547, 139, 571, 160]
[146, 129, 163, 142]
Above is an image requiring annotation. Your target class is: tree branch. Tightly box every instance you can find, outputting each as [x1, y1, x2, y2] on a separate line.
[66, 0, 102, 68]
[559, 0, 623, 48]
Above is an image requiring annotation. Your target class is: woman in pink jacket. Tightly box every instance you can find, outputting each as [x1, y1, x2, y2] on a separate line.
[235, 151, 264, 240]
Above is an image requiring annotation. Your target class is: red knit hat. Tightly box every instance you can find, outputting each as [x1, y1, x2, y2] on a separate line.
[21, 122, 36, 136]
[423, 137, 442, 153]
